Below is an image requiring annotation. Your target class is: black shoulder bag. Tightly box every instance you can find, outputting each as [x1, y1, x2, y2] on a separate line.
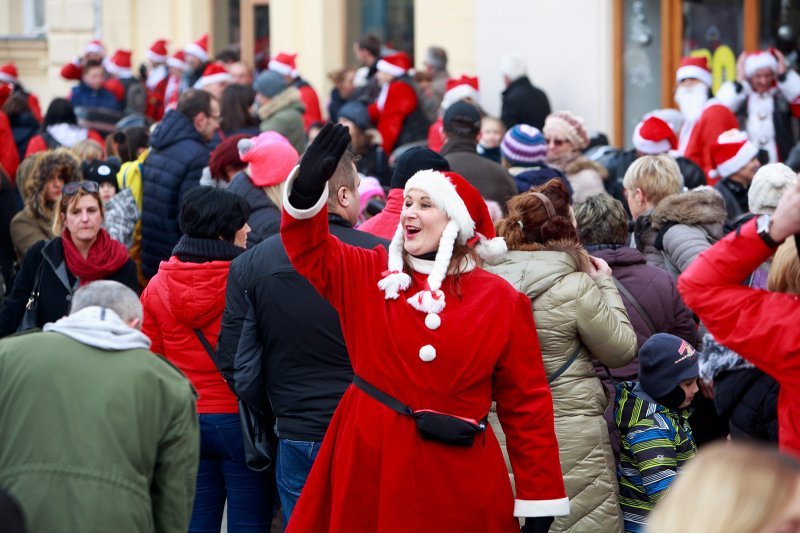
[16, 259, 46, 333]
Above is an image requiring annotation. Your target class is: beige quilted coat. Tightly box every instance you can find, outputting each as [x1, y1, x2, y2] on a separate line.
[485, 247, 637, 533]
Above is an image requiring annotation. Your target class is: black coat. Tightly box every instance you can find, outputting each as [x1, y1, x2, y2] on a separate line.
[500, 76, 551, 130]
[215, 215, 387, 441]
[0, 173, 18, 290]
[227, 171, 281, 249]
[9, 112, 39, 162]
[0, 237, 138, 337]
[714, 367, 780, 443]
[715, 178, 749, 224]
[140, 110, 209, 278]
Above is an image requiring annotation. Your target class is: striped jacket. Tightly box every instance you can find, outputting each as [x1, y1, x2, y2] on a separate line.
[614, 381, 696, 533]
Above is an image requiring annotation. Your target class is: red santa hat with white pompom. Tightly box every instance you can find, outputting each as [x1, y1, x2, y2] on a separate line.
[378, 170, 506, 362]
[268, 52, 298, 78]
[710, 129, 759, 179]
[632, 115, 678, 155]
[744, 50, 779, 78]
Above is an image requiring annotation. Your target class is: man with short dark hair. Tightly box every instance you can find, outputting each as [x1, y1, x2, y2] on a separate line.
[69, 59, 122, 112]
[141, 89, 218, 278]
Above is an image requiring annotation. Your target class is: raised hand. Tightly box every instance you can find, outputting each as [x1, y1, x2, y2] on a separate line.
[294, 122, 352, 198]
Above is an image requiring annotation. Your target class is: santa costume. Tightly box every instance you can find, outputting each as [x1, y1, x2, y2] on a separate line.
[282, 159, 569, 532]
[675, 56, 740, 185]
[428, 75, 480, 153]
[162, 51, 188, 115]
[0, 62, 42, 122]
[60, 39, 106, 81]
[717, 49, 800, 163]
[269, 52, 323, 130]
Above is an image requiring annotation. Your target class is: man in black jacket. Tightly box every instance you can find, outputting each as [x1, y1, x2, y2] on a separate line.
[500, 53, 551, 130]
[216, 149, 387, 527]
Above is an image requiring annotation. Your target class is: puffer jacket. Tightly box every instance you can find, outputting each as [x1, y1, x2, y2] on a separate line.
[632, 209, 666, 271]
[257, 86, 306, 154]
[227, 171, 280, 248]
[485, 243, 637, 533]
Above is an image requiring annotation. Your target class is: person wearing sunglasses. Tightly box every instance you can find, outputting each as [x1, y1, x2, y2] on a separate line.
[543, 111, 607, 203]
[0, 179, 138, 337]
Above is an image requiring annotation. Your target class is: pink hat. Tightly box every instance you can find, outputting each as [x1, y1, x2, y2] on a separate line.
[744, 50, 779, 78]
[376, 52, 412, 77]
[710, 129, 759, 179]
[676, 56, 712, 87]
[357, 176, 387, 216]
[441, 75, 480, 111]
[632, 116, 678, 155]
[193, 62, 232, 89]
[105, 49, 133, 77]
[0, 63, 18, 84]
[268, 52, 298, 77]
[167, 51, 188, 72]
[147, 39, 169, 63]
[85, 39, 105, 57]
[184, 34, 209, 63]
[238, 132, 299, 187]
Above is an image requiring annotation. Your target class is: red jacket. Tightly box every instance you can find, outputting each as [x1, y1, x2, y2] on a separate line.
[368, 80, 419, 154]
[141, 256, 238, 414]
[297, 83, 322, 130]
[0, 111, 19, 179]
[24, 129, 105, 158]
[357, 187, 403, 240]
[427, 117, 445, 153]
[678, 219, 800, 457]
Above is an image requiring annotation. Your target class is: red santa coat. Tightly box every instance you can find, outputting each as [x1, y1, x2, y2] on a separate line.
[282, 174, 568, 532]
[357, 187, 403, 240]
[679, 100, 739, 186]
[678, 219, 800, 457]
[427, 116, 445, 153]
[0, 111, 19, 179]
[146, 76, 169, 122]
[368, 80, 419, 154]
[297, 83, 323, 130]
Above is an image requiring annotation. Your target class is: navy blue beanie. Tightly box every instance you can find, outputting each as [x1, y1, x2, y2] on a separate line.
[338, 101, 372, 132]
[390, 146, 450, 190]
[639, 333, 699, 400]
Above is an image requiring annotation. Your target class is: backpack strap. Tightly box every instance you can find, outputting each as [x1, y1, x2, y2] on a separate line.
[612, 276, 657, 336]
[654, 221, 679, 252]
[193, 328, 216, 359]
[547, 343, 583, 384]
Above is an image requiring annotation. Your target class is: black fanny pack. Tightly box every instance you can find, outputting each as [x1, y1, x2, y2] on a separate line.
[352, 374, 487, 447]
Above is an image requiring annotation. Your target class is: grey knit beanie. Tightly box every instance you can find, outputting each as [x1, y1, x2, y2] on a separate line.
[253, 70, 287, 98]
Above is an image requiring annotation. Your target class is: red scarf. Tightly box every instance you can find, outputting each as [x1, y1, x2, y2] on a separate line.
[62, 228, 130, 285]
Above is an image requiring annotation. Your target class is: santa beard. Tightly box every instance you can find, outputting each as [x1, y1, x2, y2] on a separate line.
[675, 84, 709, 122]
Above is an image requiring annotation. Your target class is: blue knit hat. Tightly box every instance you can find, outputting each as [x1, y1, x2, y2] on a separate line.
[253, 70, 287, 98]
[500, 124, 547, 167]
[338, 101, 372, 132]
[639, 333, 700, 399]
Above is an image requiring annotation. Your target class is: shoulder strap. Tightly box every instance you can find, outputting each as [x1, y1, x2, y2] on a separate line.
[193, 328, 216, 359]
[612, 276, 657, 335]
[547, 343, 583, 384]
[654, 221, 679, 251]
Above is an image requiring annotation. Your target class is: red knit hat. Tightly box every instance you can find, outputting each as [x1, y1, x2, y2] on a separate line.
[209, 133, 249, 181]
[268, 52, 297, 77]
[441, 75, 480, 111]
[0, 63, 18, 84]
[238, 131, 299, 187]
[147, 39, 169, 63]
[167, 51, 188, 72]
[710, 129, 759, 179]
[632, 116, 678, 155]
[184, 34, 209, 62]
[676, 56, 712, 87]
[193, 62, 232, 89]
[105, 50, 132, 77]
[376, 52, 413, 77]
[85, 39, 105, 57]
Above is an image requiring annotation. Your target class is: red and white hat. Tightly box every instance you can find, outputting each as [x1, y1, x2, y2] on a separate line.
[676, 56, 712, 87]
[0, 63, 18, 85]
[744, 50, 779, 78]
[105, 49, 133, 77]
[193, 62, 232, 89]
[376, 52, 413, 78]
[441, 75, 480, 111]
[184, 34, 209, 63]
[84, 39, 105, 57]
[167, 51, 188, 72]
[147, 39, 169, 64]
[632, 115, 678, 155]
[268, 52, 298, 78]
[378, 170, 506, 361]
[710, 129, 759, 179]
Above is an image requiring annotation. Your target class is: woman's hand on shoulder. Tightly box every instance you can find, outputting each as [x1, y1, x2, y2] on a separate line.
[587, 255, 612, 279]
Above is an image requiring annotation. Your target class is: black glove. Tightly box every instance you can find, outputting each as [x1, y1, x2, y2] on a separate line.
[290, 122, 351, 209]
[521, 516, 554, 533]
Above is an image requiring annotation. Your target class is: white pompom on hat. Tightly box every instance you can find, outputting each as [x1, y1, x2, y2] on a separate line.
[748, 163, 798, 215]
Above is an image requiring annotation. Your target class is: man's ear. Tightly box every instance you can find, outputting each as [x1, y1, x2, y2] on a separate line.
[193, 112, 206, 132]
[636, 187, 647, 206]
[337, 186, 351, 208]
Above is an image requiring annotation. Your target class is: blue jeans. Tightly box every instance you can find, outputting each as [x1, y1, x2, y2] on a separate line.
[276, 438, 322, 528]
[190, 413, 275, 533]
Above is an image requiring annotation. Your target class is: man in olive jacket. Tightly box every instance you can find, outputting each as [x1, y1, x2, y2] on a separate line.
[0, 281, 198, 533]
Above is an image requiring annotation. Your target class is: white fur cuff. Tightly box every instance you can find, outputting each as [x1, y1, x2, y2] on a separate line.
[282, 165, 329, 220]
[514, 497, 570, 517]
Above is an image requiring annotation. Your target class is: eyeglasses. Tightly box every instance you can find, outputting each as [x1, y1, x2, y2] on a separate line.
[545, 137, 567, 147]
[208, 113, 223, 124]
[63, 180, 100, 196]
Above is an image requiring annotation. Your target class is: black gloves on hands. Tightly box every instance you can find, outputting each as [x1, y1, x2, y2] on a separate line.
[290, 122, 352, 209]
[521, 516, 554, 533]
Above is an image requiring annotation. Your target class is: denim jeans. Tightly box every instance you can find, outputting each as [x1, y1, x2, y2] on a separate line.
[276, 438, 322, 528]
[190, 413, 275, 533]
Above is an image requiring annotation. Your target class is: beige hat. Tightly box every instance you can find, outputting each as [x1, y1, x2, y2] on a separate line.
[748, 163, 797, 215]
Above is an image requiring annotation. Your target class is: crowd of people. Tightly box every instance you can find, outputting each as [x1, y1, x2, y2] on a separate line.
[0, 33, 799, 533]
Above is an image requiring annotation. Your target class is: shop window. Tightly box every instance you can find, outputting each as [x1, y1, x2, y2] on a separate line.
[683, 0, 743, 93]
[23, 0, 46, 37]
[760, 0, 800, 68]
[345, 0, 414, 62]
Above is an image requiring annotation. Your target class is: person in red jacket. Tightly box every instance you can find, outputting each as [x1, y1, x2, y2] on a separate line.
[427, 75, 480, 153]
[140, 186, 275, 530]
[60, 39, 106, 81]
[25, 98, 104, 158]
[268, 52, 323, 130]
[678, 178, 800, 457]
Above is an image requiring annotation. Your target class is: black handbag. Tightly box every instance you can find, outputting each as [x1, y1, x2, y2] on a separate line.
[16, 259, 45, 333]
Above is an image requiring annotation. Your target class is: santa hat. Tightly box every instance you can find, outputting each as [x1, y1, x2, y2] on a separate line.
[710, 129, 759, 179]
[167, 51, 188, 72]
[379, 170, 506, 362]
[84, 39, 105, 57]
[105, 49, 133, 77]
[193, 62, 232, 89]
[0, 63, 18, 84]
[441, 75, 480, 111]
[632, 116, 678, 155]
[376, 52, 412, 78]
[238, 131, 299, 187]
[147, 39, 169, 64]
[744, 50, 779, 79]
[676, 56, 713, 87]
[184, 34, 209, 63]
[268, 52, 298, 78]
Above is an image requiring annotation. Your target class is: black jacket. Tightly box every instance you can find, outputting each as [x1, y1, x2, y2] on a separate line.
[227, 171, 281, 249]
[0, 237, 138, 337]
[714, 368, 780, 443]
[0, 173, 18, 290]
[500, 76, 551, 130]
[9, 112, 39, 161]
[715, 177, 749, 224]
[140, 110, 209, 278]
[216, 215, 387, 441]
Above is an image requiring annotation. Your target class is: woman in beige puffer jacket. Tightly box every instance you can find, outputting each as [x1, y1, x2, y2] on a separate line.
[485, 181, 637, 533]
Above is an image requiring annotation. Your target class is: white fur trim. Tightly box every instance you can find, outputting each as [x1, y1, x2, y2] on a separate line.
[85, 42, 105, 56]
[0, 72, 16, 84]
[167, 57, 188, 71]
[717, 142, 759, 178]
[194, 71, 232, 89]
[778, 69, 800, 103]
[424, 313, 441, 330]
[716, 80, 747, 111]
[184, 43, 208, 62]
[379, 224, 411, 299]
[632, 122, 672, 155]
[475, 235, 507, 261]
[441, 84, 479, 111]
[514, 497, 570, 517]
[147, 50, 167, 64]
[427, 220, 458, 294]
[677, 65, 712, 87]
[744, 53, 778, 78]
[405, 171, 474, 243]
[269, 60, 296, 78]
[419, 344, 437, 362]
[282, 165, 329, 220]
[407, 289, 446, 314]
[406, 255, 476, 275]
[376, 58, 407, 78]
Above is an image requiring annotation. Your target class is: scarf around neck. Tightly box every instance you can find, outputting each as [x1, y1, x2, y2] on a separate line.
[61, 228, 130, 285]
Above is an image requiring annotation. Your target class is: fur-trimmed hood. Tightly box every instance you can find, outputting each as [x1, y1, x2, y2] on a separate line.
[699, 333, 753, 382]
[651, 187, 727, 230]
[564, 156, 608, 180]
[23, 148, 82, 221]
[257, 86, 305, 121]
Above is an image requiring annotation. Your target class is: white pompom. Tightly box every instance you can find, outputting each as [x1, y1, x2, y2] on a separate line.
[419, 344, 437, 362]
[424, 313, 441, 330]
[475, 236, 508, 261]
[407, 289, 446, 314]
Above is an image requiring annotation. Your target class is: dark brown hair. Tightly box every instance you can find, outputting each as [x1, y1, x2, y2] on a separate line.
[220, 84, 257, 133]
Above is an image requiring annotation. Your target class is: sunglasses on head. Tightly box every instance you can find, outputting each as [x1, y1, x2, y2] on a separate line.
[63, 180, 100, 196]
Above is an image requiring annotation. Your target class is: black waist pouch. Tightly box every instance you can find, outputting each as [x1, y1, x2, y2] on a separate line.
[353, 375, 487, 447]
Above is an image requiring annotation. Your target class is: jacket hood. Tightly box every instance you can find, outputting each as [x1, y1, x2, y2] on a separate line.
[699, 333, 753, 382]
[150, 257, 231, 328]
[44, 306, 151, 350]
[149, 109, 204, 151]
[257, 86, 305, 121]
[564, 156, 608, 180]
[486, 242, 586, 299]
[651, 188, 727, 230]
[46, 123, 89, 148]
[615, 381, 672, 434]
[586, 245, 647, 268]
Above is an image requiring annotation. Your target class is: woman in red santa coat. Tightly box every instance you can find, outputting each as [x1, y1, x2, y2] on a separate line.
[281, 123, 568, 533]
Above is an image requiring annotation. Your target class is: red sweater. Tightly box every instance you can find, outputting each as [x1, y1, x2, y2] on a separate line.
[678, 219, 800, 457]
[141, 256, 238, 414]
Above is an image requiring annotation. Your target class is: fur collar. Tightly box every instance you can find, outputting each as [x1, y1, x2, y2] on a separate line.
[257, 86, 304, 121]
[651, 188, 727, 229]
[699, 333, 753, 382]
[564, 156, 608, 180]
[509, 238, 591, 273]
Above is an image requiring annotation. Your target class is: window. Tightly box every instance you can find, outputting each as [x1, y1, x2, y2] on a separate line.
[345, 0, 414, 62]
[23, 0, 46, 37]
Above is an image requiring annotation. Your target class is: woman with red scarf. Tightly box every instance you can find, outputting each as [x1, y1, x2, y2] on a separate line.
[0, 180, 137, 336]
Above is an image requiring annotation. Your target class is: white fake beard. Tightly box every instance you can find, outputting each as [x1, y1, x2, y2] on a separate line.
[675, 84, 709, 122]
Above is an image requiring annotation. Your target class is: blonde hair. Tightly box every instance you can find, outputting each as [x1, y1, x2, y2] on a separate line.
[767, 238, 800, 295]
[71, 139, 104, 163]
[648, 442, 800, 533]
[52, 187, 104, 235]
[622, 155, 683, 205]
[262, 182, 286, 210]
